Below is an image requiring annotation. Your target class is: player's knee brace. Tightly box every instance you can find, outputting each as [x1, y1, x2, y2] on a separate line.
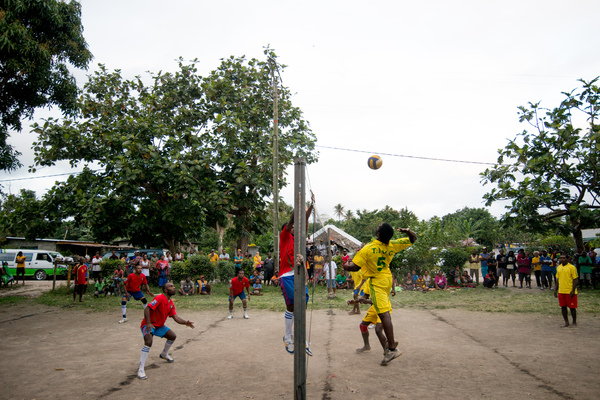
[121, 300, 127, 306]
[141, 298, 147, 305]
[359, 324, 369, 333]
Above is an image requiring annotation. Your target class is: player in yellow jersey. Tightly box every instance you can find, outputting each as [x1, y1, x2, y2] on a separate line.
[344, 223, 416, 366]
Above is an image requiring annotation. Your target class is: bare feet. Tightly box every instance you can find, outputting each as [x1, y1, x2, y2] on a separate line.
[356, 346, 371, 353]
[561, 323, 570, 328]
[348, 311, 360, 315]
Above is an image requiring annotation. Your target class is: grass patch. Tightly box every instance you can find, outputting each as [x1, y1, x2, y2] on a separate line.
[6, 282, 600, 316]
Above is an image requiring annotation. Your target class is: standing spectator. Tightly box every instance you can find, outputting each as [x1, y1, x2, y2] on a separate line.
[314, 252, 324, 281]
[578, 250, 592, 290]
[317, 239, 327, 257]
[219, 249, 230, 261]
[253, 250, 263, 273]
[228, 269, 250, 319]
[342, 249, 350, 266]
[479, 247, 490, 285]
[209, 249, 219, 265]
[487, 251, 497, 286]
[15, 251, 26, 285]
[140, 253, 150, 279]
[72, 257, 88, 303]
[263, 252, 275, 286]
[505, 251, 517, 287]
[109, 250, 119, 260]
[174, 249, 185, 263]
[496, 249, 507, 289]
[468, 250, 479, 286]
[517, 249, 531, 289]
[156, 254, 169, 289]
[434, 271, 447, 290]
[149, 252, 158, 282]
[165, 251, 174, 275]
[234, 249, 243, 273]
[540, 250, 553, 290]
[324, 255, 338, 296]
[550, 247, 559, 287]
[531, 251, 542, 288]
[91, 251, 102, 283]
[129, 251, 142, 275]
[554, 253, 578, 327]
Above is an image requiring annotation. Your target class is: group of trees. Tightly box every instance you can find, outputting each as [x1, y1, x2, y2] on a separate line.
[1, 1, 598, 260]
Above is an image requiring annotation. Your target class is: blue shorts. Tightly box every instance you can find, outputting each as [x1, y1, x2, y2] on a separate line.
[141, 325, 170, 338]
[280, 274, 309, 307]
[230, 291, 246, 301]
[353, 289, 364, 296]
[125, 290, 145, 300]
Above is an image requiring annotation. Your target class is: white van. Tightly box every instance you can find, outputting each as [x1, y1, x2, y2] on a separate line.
[0, 249, 68, 280]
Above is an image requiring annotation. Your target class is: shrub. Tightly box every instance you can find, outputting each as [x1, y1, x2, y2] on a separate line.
[441, 247, 470, 277]
[216, 260, 236, 282]
[99, 259, 126, 279]
[170, 255, 217, 283]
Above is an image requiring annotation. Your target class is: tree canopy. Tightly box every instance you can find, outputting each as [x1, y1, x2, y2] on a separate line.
[481, 78, 600, 250]
[30, 51, 316, 252]
[0, 0, 92, 170]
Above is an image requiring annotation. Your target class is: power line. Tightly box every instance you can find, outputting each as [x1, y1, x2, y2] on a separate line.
[0, 168, 103, 183]
[316, 145, 496, 166]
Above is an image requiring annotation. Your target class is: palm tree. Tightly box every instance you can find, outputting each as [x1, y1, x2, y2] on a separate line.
[333, 204, 346, 222]
[345, 209, 354, 221]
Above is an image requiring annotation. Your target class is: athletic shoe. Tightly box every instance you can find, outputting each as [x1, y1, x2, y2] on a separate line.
[118, 318, 128, 324]
[243, 314, 249, 319]
[137, 371, 147, 380]
[305, 342, 313, 356]
[381, 348, 402, 366]
[283, 336, 294, 354]
[384, 341, 399, 352]
[227, 314, 233, 319]
[159, 353, 174, 363]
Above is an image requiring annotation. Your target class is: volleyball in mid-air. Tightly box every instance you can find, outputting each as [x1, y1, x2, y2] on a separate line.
[368, 155, 382, 170]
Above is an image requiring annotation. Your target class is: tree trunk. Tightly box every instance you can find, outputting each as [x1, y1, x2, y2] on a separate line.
[237, 236, 249, 256]
[216, 222, 226, 253]
[569, 214, 584, 251]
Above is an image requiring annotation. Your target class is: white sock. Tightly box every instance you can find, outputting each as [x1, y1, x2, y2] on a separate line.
[243, 308, 247, 314]
[161, 340, 174, 357]
[139, 346, 150, 372]
[284, 311, 293, 343]
[121, 305, 126, 318]
[143, 302, 147, 309]
[229, 310, 233, 316]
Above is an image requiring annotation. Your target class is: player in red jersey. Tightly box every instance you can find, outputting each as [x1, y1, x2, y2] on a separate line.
[137, 282, 195, 380]
[280, 192, 314, 355]
[228, 269, 251, 319]
[119, 264, 154, 324]
[72, 257, 88, 304]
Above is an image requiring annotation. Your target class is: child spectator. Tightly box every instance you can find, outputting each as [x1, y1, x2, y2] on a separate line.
[94, 277, 107, 297]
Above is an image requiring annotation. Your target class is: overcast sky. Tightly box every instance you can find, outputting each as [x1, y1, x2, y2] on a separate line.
[2, 0, 599, 223]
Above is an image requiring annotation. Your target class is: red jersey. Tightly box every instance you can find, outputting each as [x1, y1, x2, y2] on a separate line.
[279, 228, 294, 276]
[74, 264, 88, 285]
[229, 276, 249, 296]
[140, 294, 176, 329]
[125, 272, 147, 292]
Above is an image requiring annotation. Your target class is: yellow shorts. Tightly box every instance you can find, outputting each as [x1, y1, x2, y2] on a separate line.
[367, 275, 393, 314]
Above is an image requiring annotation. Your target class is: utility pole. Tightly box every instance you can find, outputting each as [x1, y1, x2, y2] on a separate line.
[293, 159, 307, 400]
[271, 58, 279, 272]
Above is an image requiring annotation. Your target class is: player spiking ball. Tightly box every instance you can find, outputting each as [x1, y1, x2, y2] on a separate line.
[138, 282, 195, 380]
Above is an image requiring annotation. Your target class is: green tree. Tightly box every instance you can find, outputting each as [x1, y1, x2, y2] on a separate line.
[481, 78, 600, 251]
[0, 0, 92, 170]
[333, 203, 345, 222]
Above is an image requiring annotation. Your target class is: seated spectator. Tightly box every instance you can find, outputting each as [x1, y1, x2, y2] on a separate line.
[483, 271, 497, 288]
[449, 266, 461, 285]
[415, 275, 426, 291]
[434, 271, 447, 290]
[335, 272, 348, 289]
[422, 270, 432, 288]
[196, 275, 212, 295]
[179, 276, 195, 296]
[461, 270, 475, 287]
[249, 269, 261, 285]
[271, 271, 280, 287]
[94, 277, 107, 297]
[0, 261, 14, 287]
[251, 277, 263, 295]
[412, 270, 418, 283]
[402, 273, 414, 291]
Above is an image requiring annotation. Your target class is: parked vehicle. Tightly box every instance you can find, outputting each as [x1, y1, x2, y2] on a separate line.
[102, 249, 167, 260]
[0, 249, 68, 280]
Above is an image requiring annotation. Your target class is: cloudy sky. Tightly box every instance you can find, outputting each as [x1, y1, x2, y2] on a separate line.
[2, 0, 599, 223]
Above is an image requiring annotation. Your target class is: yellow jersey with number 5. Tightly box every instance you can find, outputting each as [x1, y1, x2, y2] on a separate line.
[352, 238, 412, 279]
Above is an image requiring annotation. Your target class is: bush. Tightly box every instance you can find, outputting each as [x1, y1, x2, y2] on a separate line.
[216, 260, 236, 282]
[99, 259, 126, 279]
[171, 255, 217, 283]
[441, 247, 470, 277]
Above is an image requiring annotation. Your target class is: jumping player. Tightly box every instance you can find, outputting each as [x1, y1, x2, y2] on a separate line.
[343, 223, 416, 365]
[138, 282, 195, 380]
[280, 192, 315, 355]
[351, 283, 397, 353]
[228, 269, 251, 319]
[119, 264, 154, 324]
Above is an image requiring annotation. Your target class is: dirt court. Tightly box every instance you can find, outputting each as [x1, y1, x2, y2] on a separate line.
[1, 293, 599, 400]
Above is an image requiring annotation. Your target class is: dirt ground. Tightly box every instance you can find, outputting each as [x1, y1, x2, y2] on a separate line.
[1, 289, 599, 400]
